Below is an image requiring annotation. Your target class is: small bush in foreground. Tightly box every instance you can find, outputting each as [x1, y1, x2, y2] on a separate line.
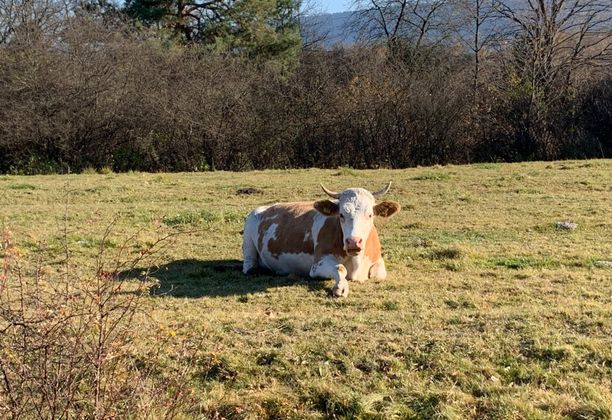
[0, 225, 192, 418]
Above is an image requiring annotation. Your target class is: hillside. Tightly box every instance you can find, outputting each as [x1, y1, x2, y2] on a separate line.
[302, 11, 359, 46]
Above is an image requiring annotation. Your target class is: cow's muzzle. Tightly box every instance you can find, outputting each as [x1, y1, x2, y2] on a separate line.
[345, 237, 363, 255]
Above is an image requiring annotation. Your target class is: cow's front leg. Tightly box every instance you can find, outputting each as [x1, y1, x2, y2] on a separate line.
[310, 256, 349, 298]
[368, 258, 387, 280]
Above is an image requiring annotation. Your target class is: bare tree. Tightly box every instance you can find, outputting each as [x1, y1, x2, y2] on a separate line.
[0, 0, 71, 45]
[352, 0, 457, 64]
[494, 0, 611, 104]
[492, 0, 611, 156]
[454, 0, 503, 94]
[298, 0, 330, 50]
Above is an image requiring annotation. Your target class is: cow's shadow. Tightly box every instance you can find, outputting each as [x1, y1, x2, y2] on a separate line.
[118, 259, 328, 298]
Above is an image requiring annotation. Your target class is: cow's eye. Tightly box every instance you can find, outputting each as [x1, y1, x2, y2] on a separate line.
[339, 214, 345, 222]
[369, 214, 373, 218]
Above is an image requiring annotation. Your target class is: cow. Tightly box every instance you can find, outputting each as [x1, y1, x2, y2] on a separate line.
[242, 183, 400, 297]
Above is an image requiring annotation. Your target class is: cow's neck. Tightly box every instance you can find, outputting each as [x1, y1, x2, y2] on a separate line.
[344, 254, 369, 280]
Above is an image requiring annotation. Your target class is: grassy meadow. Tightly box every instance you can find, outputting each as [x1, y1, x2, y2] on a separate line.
[1, 160, 611, 418]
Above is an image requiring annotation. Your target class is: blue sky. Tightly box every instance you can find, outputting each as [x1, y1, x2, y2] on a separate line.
[314, 0, 353, 14]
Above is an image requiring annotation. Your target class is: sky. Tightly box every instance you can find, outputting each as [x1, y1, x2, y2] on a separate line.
[314, 0, 353, 14]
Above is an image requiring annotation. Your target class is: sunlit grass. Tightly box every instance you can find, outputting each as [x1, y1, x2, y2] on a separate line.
[1, 160, 611, 418]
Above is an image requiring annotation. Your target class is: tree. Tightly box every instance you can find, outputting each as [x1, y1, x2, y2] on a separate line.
[454, 0, 501, 94]
[0, 0, 68, 45]
[125, 0, 301, 63]
[493, 0, 612, 157]
[352, 0, 457, 66]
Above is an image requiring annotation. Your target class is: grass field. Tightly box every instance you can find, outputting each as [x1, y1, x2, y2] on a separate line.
[1, 160, 611, 418]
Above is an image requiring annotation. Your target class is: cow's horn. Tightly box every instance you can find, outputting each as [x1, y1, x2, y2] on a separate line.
[320, 184, 340, 198]
[371, 182, 392, 197]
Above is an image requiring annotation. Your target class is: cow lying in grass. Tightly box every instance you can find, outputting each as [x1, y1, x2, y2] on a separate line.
[242, 183, 400, 297]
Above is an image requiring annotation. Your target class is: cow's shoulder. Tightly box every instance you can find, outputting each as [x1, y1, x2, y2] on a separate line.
[365, 225, 382, 262]
[314, 216, 346, 260]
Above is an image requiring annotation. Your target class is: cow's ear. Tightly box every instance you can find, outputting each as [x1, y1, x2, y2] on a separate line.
[374, 201, 401, 218]
[314, 200, 339, 216]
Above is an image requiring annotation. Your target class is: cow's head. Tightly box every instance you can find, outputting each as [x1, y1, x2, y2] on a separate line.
[314, 183, 401, 256]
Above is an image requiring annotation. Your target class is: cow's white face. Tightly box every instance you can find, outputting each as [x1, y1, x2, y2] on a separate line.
[314, 187, 400, 256]
[338, 189, 375, 255]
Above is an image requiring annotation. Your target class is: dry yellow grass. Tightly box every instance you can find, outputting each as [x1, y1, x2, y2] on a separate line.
[1, 160, 611, 418]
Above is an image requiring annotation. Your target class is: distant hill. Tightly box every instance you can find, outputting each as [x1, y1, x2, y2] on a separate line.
[301, 8, 510, 49]
[301, 3, 611, 49]
[301, 11, 360, 47]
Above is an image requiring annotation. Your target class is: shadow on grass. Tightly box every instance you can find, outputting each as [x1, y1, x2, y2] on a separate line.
[118, 259, 327, 298]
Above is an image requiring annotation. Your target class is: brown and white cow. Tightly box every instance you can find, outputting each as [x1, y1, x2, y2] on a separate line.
[242, 183, 400, 297]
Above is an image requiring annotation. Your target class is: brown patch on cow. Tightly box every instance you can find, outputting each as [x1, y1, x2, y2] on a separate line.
[374, 201, 401, 218]
[314, 217, 382, 262]
[257, 202, 316, 258]
[313, 199, 339, 216]
[365, 226, 382, 262]
[314, 217, 346, 260]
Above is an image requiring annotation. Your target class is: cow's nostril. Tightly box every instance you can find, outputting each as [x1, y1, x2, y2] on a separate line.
[345, 237, 362, 249]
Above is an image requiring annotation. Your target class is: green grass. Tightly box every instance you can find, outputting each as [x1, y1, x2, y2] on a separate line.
[1, 160, 611, 418]
[162, 209, 244, 226]
[411, 171, 452, 181]
[8, 182, 36, 190]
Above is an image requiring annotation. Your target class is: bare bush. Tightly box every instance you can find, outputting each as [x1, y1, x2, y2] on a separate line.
[0, 222, 193, 418]
[0, 0, 609, 173]
[489, 0, 612, 158]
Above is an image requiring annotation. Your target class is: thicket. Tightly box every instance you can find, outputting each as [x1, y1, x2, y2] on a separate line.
[0, 224, 194, 417]
[0, 0, 610, 173]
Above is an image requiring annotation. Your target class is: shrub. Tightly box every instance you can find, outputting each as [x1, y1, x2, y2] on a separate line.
[0, 225, 193, 418]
